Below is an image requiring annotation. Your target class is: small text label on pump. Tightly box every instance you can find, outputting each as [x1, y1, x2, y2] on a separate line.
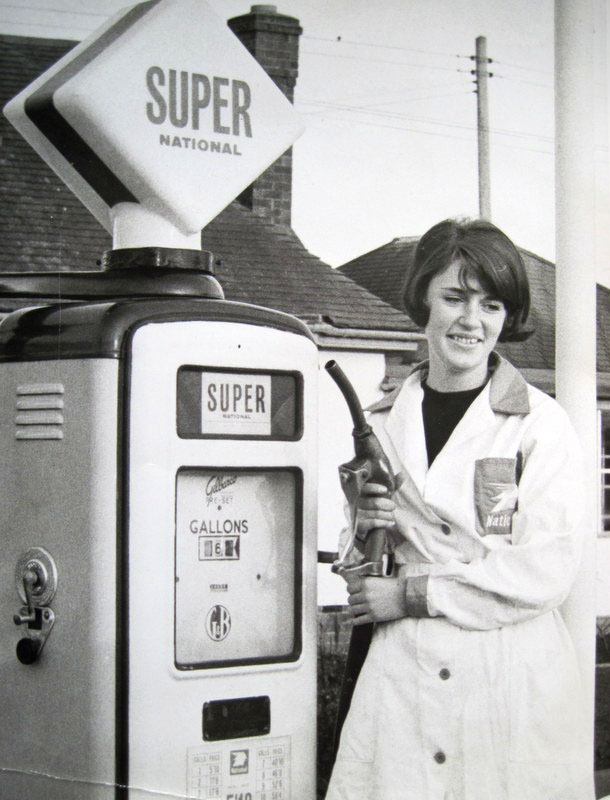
[202, 373, 271, 435]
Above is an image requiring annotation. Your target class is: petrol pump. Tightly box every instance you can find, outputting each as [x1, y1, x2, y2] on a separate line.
[0, 2, 316, 799]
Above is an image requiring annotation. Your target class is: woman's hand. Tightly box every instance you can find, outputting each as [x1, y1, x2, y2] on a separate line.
[355, 482, 397, 537]
[345, 574, 408, 625]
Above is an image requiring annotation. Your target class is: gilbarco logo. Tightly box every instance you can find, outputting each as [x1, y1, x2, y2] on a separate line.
[206, 474, 238, 497]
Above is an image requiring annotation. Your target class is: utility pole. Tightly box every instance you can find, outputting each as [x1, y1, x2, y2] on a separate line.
[472, 36, 492, 220]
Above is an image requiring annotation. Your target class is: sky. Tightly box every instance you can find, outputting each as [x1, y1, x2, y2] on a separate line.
[1, 0, 609, 287]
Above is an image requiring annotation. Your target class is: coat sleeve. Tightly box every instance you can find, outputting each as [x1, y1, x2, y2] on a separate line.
[411, 399, 587, 630]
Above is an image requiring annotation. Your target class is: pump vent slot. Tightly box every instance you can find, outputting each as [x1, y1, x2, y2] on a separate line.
[15, 384, 64, 440]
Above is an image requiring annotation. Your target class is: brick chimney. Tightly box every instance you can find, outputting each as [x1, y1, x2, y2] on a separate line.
[228, 5, 302, 227]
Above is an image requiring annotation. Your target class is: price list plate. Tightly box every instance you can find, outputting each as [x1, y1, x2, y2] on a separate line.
[187, 736, 290, 800]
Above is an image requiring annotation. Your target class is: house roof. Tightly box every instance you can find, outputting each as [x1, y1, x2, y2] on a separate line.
[0, 36, 112, 272]
[339, 235, 610, 381]
[201, 202, 419, 332]
[0, 33, 416, 340]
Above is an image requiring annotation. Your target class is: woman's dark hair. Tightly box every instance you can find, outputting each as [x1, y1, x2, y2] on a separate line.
[403, 218, 533, 342]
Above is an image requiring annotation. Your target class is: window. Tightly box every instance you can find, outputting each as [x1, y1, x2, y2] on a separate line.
[601, 409, 610, 534]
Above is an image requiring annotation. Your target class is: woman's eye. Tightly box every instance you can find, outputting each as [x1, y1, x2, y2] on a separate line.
[483, 300, 504, 313]
[442, 294, 462, 304]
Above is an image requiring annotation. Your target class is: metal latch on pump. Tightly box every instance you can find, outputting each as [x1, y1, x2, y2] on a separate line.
[13, 547, 58, 664]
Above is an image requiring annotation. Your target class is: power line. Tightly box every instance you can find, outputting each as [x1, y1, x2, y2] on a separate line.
[301, 49, 464, 73]
[0, 3, 107, 16]
[0, 18, 92, 32]
[316, 115, 476, 143]
[367, 88, 475, 107]
[458, 67, 552, 91]
[297, 82, 471, 111]
[0, 14, 556, 159]
[457, 52, 551, 76]
[302, 34, 455, 59]
[300, 99, 554, 144]
[301, 50, 553, 89]
[1, 7, 553, 80]
[303, 35, 552, 81]
[297, 79, 471, 110]
[306, 115, 554, 155]
[300, 35, 554, 149]
[301, 98, 474, 123]
[493, 74, 553, 91]
[493, 58, 553, 75]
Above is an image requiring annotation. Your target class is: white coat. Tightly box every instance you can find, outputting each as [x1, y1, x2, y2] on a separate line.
[326, 354, 594, 800]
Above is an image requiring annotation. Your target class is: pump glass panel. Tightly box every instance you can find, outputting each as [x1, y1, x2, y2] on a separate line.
[177, 367, 302, 439]
[175, 467, 302, 669]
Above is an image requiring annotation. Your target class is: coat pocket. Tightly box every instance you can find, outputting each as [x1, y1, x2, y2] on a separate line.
[474, 457, 518, 536]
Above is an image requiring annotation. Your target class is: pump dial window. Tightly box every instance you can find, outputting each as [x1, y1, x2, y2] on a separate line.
[175, 467, 302, 669]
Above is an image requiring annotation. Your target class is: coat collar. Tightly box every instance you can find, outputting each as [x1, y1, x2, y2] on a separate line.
[486, 353, 530, 414]
[367, 352, 529, 416]
[376, 353, 530, 497]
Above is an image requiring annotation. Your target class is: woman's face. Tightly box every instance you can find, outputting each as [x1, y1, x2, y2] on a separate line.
[424, 260, 507, 391]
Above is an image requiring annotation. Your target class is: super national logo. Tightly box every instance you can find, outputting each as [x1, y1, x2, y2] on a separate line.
[145, 67, 252, 156]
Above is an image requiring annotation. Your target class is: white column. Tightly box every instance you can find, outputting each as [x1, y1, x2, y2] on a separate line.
[554, 0, 598, 760]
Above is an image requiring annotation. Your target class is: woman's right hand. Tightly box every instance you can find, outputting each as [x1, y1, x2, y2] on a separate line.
[355, 482, 397, 536]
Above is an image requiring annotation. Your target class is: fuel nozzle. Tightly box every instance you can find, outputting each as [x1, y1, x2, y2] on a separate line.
[325, 360, 397, 576]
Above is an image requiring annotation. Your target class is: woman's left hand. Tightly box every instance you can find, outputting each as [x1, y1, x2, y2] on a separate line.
[345, 574, 408, 625]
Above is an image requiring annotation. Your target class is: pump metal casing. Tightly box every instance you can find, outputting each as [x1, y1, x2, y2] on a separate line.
[0, 295, 318, 800]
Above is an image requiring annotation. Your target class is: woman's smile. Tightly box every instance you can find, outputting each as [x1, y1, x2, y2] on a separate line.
[447, 334, 482, 346]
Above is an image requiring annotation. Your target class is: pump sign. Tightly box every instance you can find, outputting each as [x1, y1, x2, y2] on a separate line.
[3, 0, 304, 234]
[201, 372, 271, 436]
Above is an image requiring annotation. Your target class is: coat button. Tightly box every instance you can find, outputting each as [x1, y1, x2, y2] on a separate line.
[441, 523, 451, 535]
[434, 751, 446, 764]
[439, 668, 451, 680]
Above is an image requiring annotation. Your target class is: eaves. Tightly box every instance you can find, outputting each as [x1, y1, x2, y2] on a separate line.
[307, 320, 425, 353]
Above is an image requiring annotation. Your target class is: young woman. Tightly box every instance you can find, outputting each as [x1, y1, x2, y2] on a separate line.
[326, 218, 593, 799]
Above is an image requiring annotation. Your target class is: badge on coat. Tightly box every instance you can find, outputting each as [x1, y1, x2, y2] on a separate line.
[474, 457, 519, 536]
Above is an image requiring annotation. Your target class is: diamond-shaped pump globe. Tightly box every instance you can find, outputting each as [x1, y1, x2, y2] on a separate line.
[3, 0, 305, 237]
